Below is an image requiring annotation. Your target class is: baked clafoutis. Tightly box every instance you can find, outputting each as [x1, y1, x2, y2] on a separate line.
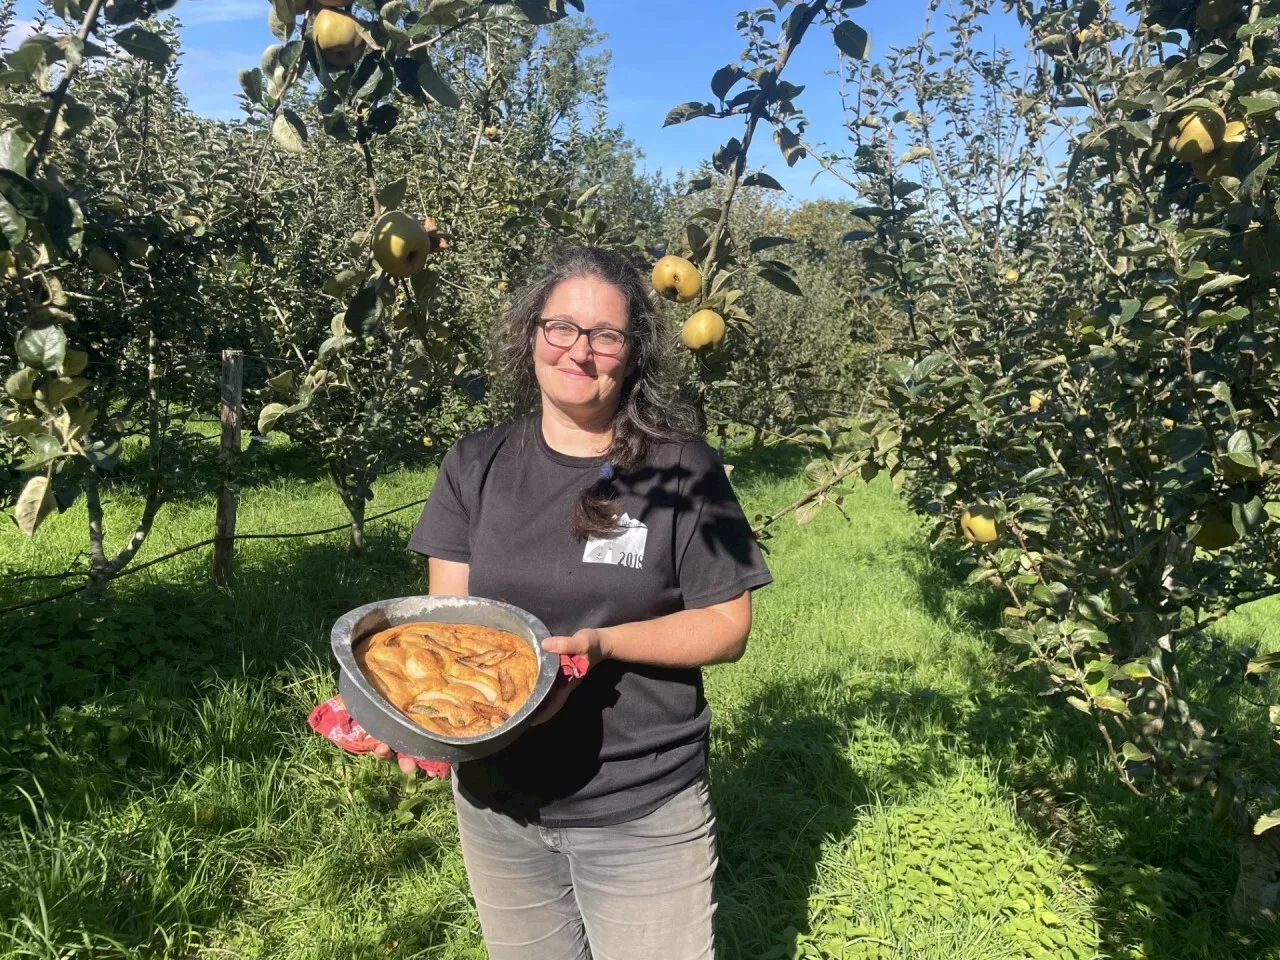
[354, 621, 539, 738]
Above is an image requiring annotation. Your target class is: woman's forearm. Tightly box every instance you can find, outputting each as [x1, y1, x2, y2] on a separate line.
[545, 591, 752, 670]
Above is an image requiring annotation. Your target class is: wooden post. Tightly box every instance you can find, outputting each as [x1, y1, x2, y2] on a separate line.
[212, 349, 243, 586]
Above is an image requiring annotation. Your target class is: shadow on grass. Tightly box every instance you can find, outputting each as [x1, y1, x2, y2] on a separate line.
[722, 439, 813, 490]
[895, 537, 1280, 959]
[713, 698, 860, 959]
[709, 675, 960, 960]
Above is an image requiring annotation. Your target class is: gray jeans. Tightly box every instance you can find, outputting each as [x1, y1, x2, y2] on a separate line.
[452, 776, 719, 960]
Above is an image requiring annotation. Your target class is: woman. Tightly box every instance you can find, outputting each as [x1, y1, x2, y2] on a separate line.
[379, 246, 771, 959]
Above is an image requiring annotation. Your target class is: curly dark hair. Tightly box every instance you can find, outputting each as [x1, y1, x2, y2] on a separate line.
[494, 246, 701, 539]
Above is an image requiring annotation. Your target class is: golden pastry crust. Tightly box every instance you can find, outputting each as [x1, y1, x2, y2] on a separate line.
[354, 621, 538, 738]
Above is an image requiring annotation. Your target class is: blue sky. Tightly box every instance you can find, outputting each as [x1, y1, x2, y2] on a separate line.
[12, 0, 1030, 201]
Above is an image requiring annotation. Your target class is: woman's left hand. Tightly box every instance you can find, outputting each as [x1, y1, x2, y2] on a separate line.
[541, 627, 608, 669]
[529, 629, 607, 727]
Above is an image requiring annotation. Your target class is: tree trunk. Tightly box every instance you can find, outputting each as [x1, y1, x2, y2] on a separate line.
[329, 461, 367, 557]
[347, 495, 365, 556]
[1231, 804, 1280, 927]
[82, 326, 166, 602]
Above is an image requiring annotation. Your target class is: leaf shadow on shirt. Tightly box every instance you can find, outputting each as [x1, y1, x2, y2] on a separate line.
[623, 462, 764, 569]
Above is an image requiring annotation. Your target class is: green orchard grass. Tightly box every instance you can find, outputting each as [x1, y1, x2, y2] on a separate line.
[3, 439, 1279, 959]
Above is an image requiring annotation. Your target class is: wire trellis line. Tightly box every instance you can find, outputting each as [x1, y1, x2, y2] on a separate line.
[0, 496, 430, 616]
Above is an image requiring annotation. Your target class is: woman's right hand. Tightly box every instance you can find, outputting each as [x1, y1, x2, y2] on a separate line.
[372, 739, 425, 775]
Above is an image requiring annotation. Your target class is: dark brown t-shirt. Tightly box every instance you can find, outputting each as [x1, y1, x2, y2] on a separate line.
[407, 414, 772, 827]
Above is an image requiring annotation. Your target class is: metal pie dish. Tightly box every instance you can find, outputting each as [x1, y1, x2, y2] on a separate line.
[330, 595, 555, 763]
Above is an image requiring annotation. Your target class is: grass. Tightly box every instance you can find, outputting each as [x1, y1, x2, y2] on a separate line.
[2, 436, 1279, 959]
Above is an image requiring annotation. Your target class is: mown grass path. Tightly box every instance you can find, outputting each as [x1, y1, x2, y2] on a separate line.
[2, 444, 1277, 959]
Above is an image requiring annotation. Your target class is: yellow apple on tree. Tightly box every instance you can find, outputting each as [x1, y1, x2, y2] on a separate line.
[1193, 506, 1240, 550]
[371, 210, 431, 277]
[313, 8, 364, 69]
[1190, 120, 1247, 183]
[960, 505, 1001, 544]
[86, 246, 119, 276]
[681, 309, 725, 350]
[652, 255, 701, 302]
[1165, 108, 1226, 163]
[1196, 0, 1241, 31]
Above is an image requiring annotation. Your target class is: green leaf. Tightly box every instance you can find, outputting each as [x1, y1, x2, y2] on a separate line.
[377, 177, 408, 210]
[0, 416, 42, 437]
[664, 102, 716, 128]
[44, 194, 82, 256]
[711, 64, 747, 101]
[758, 266, 803, 296]
[268, 0, 294, 42]
[14, 474, 54, 536]
[833, 20, 871, 60]
[1238, 15, 1280, 38]
[417, 57, 461, 108]
[4, 367, 37, 399]
[965, 565, 996, 586]
[1094, 695, 1128, 714]
[1246, 652, 1280, 677]
[750, 235, 796, 253]
[1253, 809, 1280, 836]
[1241, 153, 1278, 200]
[795, 499, 821, 525]
[238, 67, 264, 104]
[15, 325, 67, 370]
[0, 168, 46, 219]
[347, 282, 382, 335]
[774, 125, 806, 167]
[267, 371, 295, 395]
[6, 36, 60, 79]
[0, 196, 26, 247]
[1167, 424, 1206, 462]
[271, 109, 307, 153]
[0, 128, 28, 174]
[1239, 92, 1280, 115]
[1197, 273, 1245, 296]
[114, 25, 176, 65]
[741, 171, 784, 190]
[19, 433, 61, 470]
[476, 0, 579, 25]
[368, 103, 399, 134]
[45, 376, 87, 406]
[318, 334, 356, 361]
[257, 402, 290, 435]
[1121, 741, 1153, 762]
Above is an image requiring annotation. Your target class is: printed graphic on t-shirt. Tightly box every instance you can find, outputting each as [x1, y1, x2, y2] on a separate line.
[582, 513, 648, 569]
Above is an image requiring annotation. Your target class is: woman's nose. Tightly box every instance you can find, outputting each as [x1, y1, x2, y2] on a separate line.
[568, 333, 594, 363]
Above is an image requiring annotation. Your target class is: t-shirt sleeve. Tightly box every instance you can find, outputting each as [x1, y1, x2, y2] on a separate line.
[407, 443, 472, 562]
[674, 441, 773, 608]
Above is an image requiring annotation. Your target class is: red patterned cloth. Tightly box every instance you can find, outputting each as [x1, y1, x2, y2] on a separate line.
[308, 653, 589, 776]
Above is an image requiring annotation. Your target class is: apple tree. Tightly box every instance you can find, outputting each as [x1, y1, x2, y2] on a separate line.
[0, 8, 267, 597]
[807, 0, 1280, 925]
[652, 0, 872, 448]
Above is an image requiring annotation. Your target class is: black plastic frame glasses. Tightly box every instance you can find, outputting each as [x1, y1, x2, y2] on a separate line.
[536, 318, 630, 357]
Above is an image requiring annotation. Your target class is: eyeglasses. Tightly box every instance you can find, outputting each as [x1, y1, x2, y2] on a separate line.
[536, 318, 630, 357]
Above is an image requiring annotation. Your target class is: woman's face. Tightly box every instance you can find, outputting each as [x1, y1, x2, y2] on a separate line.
[533, 274, 633, 420]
